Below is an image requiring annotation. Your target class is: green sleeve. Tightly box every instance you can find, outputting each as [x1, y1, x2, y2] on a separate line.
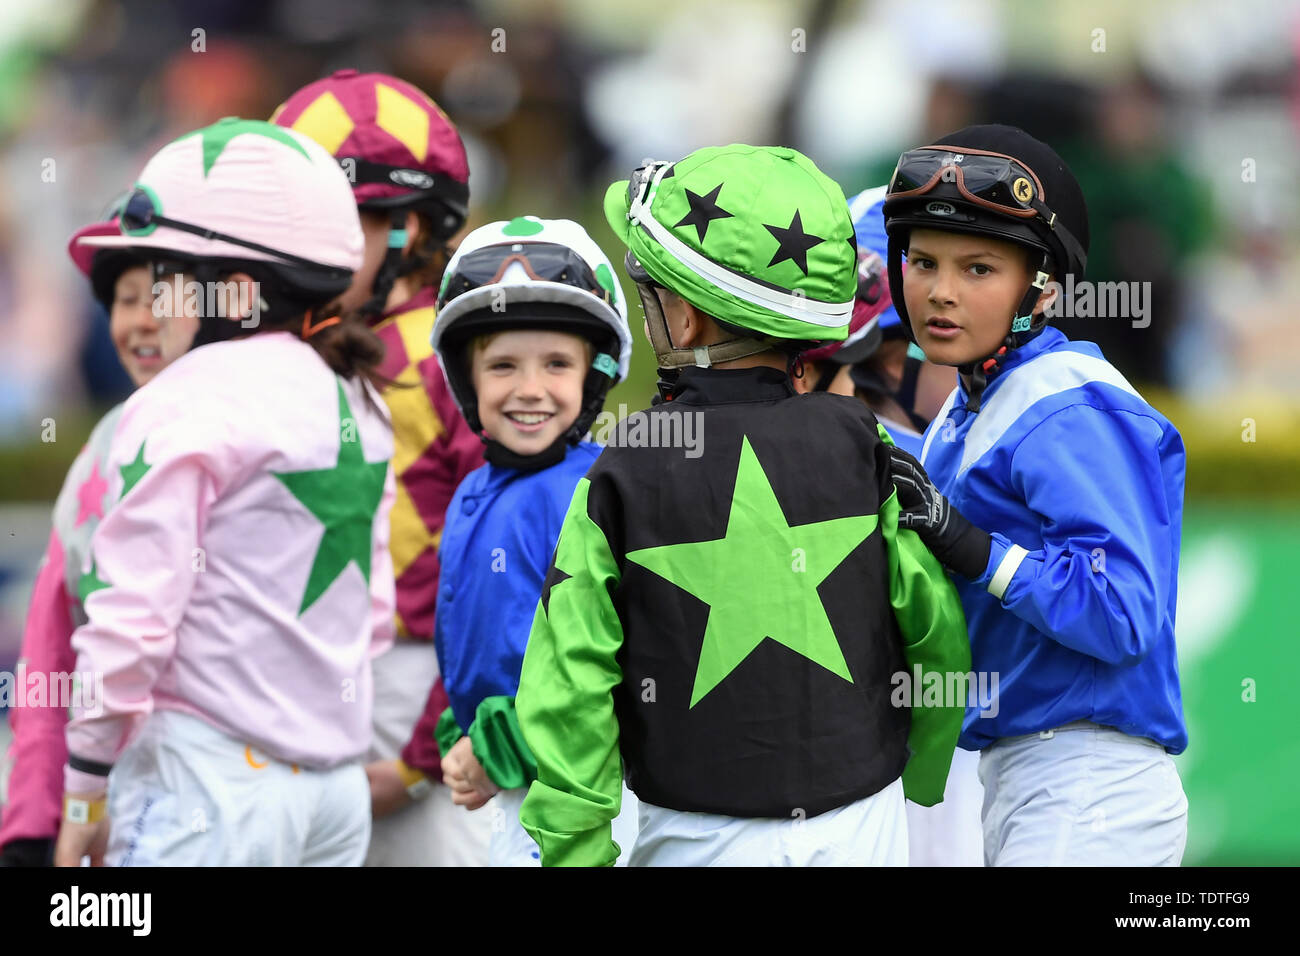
[434, 706, 462, 759]
[516, 477, 625, 867]
[465, 696, 538, 790]
[879, 476, 972, 807]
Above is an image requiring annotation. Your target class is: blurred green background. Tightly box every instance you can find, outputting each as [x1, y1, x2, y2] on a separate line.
[1, 0, 1298, 865]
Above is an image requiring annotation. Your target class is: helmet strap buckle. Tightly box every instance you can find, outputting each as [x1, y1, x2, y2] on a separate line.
[981, 345, 1008, 374]
[358, 207, 412, 321]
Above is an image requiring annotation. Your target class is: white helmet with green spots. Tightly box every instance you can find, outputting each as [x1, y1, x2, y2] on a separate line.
[604, 144, 857, 368]
[431, 215, 632, 446]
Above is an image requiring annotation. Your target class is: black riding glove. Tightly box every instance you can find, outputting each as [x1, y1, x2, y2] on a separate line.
[888, 444, 993, 580]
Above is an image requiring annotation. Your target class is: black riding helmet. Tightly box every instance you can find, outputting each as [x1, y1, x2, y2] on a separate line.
[882, 124, 1090, 411]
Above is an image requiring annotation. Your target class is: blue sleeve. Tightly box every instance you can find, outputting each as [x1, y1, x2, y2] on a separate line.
[975, 405, 1180, 667]
[432, 478, 471, 719]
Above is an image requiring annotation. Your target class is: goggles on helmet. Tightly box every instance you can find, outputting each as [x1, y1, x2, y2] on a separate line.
[857, 247, 886, 307]
[887, 145, 1086, 273]
[439, 241, 613, 309]
[120, 186, 352, 279]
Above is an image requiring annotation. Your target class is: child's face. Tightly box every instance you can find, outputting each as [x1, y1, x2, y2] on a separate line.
[471, 329, 590, 456]
[902, 228, 1045, 367]
[110, 265, 196, 386]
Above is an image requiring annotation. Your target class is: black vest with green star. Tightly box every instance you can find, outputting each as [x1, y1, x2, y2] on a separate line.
[541, 366, 911, 817]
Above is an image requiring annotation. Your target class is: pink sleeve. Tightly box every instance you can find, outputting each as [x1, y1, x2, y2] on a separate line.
[369, 463, 397, 661]
[65, 430, 220, 794]
[0, 530, 76, 845]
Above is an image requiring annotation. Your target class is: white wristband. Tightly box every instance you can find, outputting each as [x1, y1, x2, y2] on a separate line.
[987, 544, 1029, 600]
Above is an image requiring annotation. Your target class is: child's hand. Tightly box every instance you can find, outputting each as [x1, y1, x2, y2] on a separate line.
[888, 444, 991, 579]
[442, 736, 499, 810]
[53, 794, 109, 867]
[54, 819, 109, 867]
[365, 759, 414, 818]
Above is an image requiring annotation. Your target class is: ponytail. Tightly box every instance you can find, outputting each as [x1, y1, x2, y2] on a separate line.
[296, 302, 393, 401]
[211, 260, 404, 408]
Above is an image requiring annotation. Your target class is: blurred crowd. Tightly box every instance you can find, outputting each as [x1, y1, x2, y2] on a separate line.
[2, 0, 1298, 444]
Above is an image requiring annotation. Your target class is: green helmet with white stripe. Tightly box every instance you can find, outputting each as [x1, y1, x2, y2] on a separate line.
[604, 144, 857, 369]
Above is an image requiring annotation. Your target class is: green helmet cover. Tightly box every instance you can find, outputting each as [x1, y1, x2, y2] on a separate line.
[604, 144, 856, 343]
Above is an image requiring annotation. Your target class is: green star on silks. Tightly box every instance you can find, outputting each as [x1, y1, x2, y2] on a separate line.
[273, 383, 388, 616]
[627, 436, 878, 708]
[77, 559, 110, 604]
[175, 117, 310, 176]
[119, 441, 151, 499]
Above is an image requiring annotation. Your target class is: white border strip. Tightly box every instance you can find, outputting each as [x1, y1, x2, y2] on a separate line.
[630, 165, 852, 327]
[988, 544, 1029, 600]
[959, 350, 1141, 477]
[919, 387, 959, 466]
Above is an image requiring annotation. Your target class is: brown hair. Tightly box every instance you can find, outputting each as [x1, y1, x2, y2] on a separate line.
[208, 262, 399, 409]
[293, 300, 394, 403]
[404, 210, 454, 291]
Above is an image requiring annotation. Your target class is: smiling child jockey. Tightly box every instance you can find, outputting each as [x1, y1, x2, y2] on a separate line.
[881, 125, 1188, 866]
[272, 71, 490, 865]
[54, 117, 395, 866]
[420, 216, 641, 865]
[0, 203, 196, 867]
[515, 144, 971, 866]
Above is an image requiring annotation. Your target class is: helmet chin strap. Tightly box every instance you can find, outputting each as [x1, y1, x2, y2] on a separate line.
[359, 208, 444, 322]
[892, 347, 933, 432]
[653, 366, 682, 403]
[961, 254, 1051, 413]
[184, 261, 269, 352]
[483, 433, 568, 472]
[644, 297, 772, 370]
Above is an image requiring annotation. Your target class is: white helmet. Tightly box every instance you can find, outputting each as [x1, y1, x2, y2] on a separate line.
[432, 215, 632, 441]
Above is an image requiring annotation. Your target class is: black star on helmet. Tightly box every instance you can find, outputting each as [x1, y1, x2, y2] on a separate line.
[764, 210, 824, 276]
[673, 183, 733, 243]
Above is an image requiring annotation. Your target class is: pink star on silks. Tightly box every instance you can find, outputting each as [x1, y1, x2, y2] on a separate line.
[74, 461, 108, 527]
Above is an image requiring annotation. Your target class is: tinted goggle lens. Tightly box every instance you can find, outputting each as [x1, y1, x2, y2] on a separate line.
[626, 160, 667, 208]
[892, 150, 1037, 209]
[443, 243, 607, 303]
[120, 189, 158, 234]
